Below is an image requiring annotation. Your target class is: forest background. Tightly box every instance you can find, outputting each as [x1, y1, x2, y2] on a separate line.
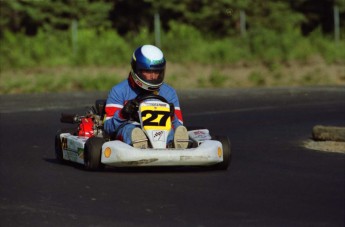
[0, 0, 344, 94]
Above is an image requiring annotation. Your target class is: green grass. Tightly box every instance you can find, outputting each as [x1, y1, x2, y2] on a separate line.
[248, 71, 266, 86]
[0, 67, 126, 93]
[1, 61, 344, 94]
[209, 71, 228, 87]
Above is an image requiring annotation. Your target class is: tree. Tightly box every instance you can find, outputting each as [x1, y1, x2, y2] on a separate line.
[0, 0, 112, 36]
[292, 0, 345, 35]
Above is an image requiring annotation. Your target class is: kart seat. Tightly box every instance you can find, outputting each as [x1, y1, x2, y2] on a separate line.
[95, 99, 106, 120]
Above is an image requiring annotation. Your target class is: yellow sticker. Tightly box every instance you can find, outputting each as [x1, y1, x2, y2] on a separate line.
[140, 104, 171, 131]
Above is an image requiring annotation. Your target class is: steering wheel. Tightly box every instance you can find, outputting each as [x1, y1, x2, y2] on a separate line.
[135, 93, 168, 104]
[135, 93, 174, 118]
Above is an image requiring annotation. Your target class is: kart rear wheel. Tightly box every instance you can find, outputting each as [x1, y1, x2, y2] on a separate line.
[84, 137, 105, 171]
[55, 129, 75, 163]
[213, 136, 231, 170]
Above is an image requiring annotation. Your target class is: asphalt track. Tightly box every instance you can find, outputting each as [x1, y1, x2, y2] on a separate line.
[0, 87, 344, 227]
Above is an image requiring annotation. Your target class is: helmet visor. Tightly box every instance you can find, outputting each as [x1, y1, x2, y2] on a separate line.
[138, 69, 165, 86]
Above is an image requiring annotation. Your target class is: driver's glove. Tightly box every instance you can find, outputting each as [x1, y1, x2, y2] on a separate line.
[121, 99, 138, 120]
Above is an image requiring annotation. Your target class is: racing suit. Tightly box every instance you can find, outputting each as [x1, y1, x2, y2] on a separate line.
[104, 76, 184, 145]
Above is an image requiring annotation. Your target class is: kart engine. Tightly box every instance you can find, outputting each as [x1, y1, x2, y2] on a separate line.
[78, 115, 104, 138]
[60, 107, 104, 138]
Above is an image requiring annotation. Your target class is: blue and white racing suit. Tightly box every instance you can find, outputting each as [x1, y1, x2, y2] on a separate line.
[104, 76, 184, 145]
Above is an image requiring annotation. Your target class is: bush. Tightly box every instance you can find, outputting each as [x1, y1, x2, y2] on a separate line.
[0, 31, 35, 68]
[0, 24, 344, 70]
[0, 29, 132, 69]
[127, 27, 154, 49]
[309, 29, 345, 63]
[206, 38, 250, 63]
[74, 29, 131, 66]
[246, 27, 317, 63]
[163, 22, 204, 62]
[0, 30, 72, 68]
[162, 22, 250, 64]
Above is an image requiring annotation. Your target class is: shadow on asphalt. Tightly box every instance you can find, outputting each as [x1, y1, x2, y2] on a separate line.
[44, 158, 230, 173]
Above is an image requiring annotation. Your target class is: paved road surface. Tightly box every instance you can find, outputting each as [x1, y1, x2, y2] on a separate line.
[0, 87, 344, 226]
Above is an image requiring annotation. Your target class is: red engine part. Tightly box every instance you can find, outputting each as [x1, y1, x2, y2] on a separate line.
[78, 117, 94, 137]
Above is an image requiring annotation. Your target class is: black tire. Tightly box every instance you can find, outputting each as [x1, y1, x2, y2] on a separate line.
[84, 137, 105, 171]
[55, 128, 76, 163]
[212, 136, 231, 170]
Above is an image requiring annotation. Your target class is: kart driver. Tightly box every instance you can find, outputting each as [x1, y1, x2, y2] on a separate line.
[104, 44, 189, 149]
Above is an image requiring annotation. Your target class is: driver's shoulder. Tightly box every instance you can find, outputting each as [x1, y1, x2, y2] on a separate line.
[109, 80, 129, 94]
[160, 83, 176, 94]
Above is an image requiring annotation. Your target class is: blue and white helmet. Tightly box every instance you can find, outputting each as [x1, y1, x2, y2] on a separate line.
[130, 45, 166, 91]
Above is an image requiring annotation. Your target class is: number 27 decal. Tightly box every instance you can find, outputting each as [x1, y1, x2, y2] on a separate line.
[141, 110, 170, 127]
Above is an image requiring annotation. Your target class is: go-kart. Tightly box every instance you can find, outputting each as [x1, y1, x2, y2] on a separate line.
[55, 94, 231, 170]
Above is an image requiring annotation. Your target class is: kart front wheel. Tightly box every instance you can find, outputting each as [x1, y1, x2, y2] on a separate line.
[84, 137, 105, 171]
[213, 136, 231, 170]
[55, 132, 64, 163]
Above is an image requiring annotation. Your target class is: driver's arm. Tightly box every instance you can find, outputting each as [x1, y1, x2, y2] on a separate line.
[161, 85, 184, 128]
[104, 86, 127, 135]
